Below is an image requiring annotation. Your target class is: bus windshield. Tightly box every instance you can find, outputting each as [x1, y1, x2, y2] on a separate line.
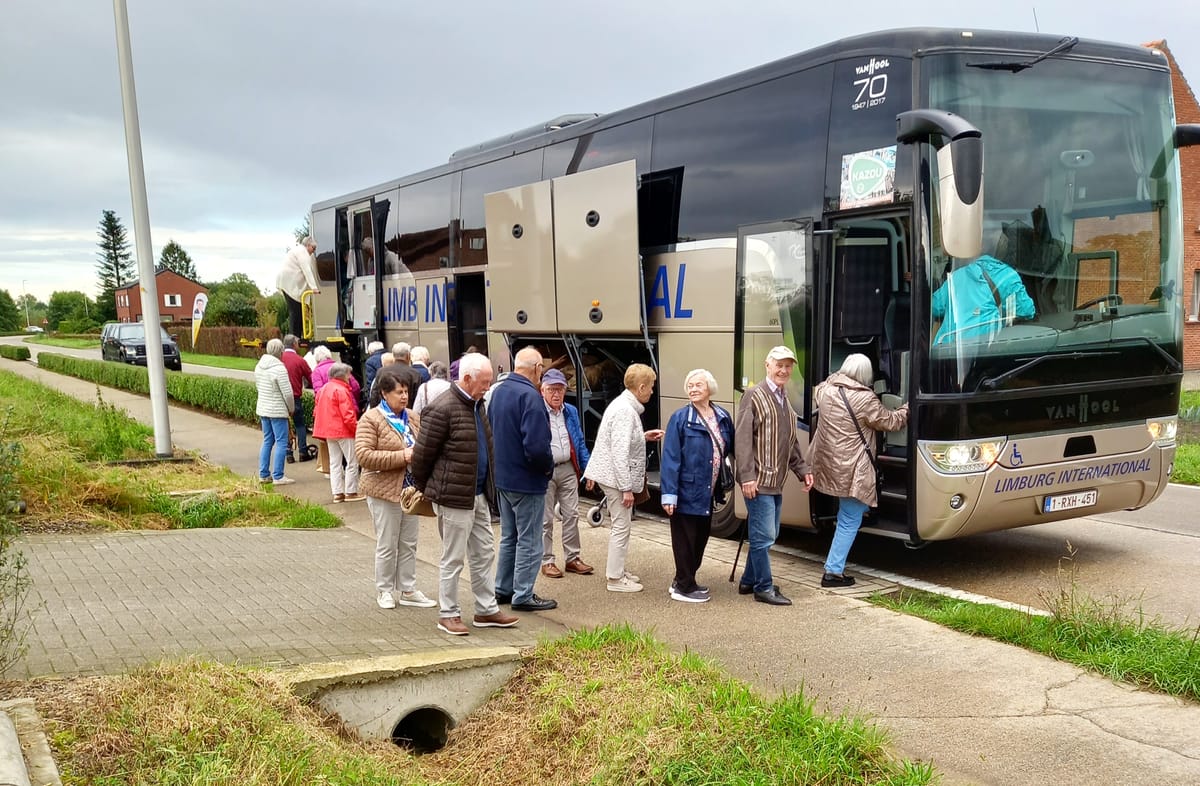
[921, 54, 1184, 394]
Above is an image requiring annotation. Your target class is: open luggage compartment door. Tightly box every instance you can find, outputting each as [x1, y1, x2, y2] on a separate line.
[484, 180, 557, 333]
[552, 160, 642, 333]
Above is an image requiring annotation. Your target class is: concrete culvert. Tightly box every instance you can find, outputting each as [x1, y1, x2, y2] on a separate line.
[392, 706, 453, 753]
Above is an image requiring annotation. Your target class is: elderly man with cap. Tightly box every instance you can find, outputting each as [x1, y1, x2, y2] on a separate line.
[734, 346, 814, 606]
[539, 368, 595, 579]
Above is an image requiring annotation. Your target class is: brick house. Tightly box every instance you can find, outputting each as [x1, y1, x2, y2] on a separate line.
[1147, 41, 1200, 369]
[114, 267, 208, 323]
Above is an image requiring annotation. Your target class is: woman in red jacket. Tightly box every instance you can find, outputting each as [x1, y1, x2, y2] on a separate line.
[313, 363, 362, 502]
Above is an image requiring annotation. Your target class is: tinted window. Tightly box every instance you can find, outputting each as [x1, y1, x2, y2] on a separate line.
[458, 151, 543, 267]
[825, 57, 913, 212]
[389, 176, 452, 274]
[648, 69, 834, 244]
[542, 118, 652, 178]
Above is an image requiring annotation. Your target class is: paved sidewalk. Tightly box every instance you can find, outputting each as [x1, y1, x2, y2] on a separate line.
[3, 356, 1199, 785]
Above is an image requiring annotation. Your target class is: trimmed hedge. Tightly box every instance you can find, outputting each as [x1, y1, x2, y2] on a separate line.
[0, 345, 31, 361]
[36, 353, 314, 427]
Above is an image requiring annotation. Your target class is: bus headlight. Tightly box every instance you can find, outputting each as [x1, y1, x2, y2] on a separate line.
[920, 438, 1006, 474]
[1147, 416, 1177, 446]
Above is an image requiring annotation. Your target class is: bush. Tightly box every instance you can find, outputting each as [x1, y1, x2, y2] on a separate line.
[168, 324, 280, 358]
[0, 412, 31, 675]
[36, 353, 314, 426]
[0, 345, 30, 361]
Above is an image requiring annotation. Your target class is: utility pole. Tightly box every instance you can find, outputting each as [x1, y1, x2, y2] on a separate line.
[113, 0, 172, 457]
[21, 280, 30, 327]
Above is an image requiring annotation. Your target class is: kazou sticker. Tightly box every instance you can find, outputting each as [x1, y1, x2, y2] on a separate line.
[839, 145, 897, 209]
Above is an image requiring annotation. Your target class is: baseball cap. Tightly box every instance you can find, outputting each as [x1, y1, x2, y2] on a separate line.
[765, 346, 797, 362]
[541, 368, 568, 386]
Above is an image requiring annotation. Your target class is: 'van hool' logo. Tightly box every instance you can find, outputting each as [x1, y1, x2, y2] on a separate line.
[855, 57, 890, 76]
[1045, 394, 1120, 425]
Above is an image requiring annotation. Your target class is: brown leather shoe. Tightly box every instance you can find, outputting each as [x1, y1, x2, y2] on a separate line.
[437, 616, 469, 636]
[565, 558, 594, 575]
[541, 563, 564, 579]
[473, 611, 519, 628]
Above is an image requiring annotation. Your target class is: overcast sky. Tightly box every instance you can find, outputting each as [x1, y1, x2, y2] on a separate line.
[1, 0, 1196, 306]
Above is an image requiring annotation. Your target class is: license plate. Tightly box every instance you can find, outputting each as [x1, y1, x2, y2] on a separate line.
[1043, 489, 1098, 514]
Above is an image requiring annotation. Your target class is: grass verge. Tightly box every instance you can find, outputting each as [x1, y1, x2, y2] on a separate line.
[872, 583, 1200, 702]
[24, 336, 99, 349]
[0, 369, 337, 532]
[24, 626, 934, 786]
[181, 351, 258, 371]
[1174, 442, 1199, 485]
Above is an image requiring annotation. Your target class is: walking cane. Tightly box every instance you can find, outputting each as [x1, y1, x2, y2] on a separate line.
[728, 518, 747, 582]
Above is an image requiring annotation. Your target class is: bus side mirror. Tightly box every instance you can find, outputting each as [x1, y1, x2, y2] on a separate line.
[1175, 124, 1200, 149]
[897, 109, 984, 260]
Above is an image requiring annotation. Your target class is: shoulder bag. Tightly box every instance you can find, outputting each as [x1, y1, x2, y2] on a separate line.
[837, 387, 882, 502]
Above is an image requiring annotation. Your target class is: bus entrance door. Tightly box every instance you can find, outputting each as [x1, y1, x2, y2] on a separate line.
[824, 215, 913, 539]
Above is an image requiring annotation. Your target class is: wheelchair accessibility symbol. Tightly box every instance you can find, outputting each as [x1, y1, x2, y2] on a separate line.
[1009, 444, 1024, 467]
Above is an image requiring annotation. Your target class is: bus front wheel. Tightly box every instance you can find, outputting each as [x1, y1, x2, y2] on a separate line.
[709, 497, 741, 539]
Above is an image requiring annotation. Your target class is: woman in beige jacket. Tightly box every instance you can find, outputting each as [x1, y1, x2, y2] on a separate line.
[355, 368, 437, 610]
[809, 354, 908, 588]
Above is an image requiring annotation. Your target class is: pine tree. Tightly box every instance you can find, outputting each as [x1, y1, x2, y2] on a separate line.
[293, 214, 311, 244]
[96, 210, 135, 322]
[0, 291, 20, 332]
[159, 239, 197, 280]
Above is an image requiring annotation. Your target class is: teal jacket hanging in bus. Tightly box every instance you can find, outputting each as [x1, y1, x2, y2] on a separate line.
[931, 255, 1036, 345]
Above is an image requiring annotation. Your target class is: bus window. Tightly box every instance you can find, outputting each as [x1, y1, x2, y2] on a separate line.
[352, 209, 374, 277]
[458, 151, 542, 268]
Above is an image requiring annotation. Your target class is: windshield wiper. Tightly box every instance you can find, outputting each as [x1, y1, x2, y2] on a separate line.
[977, 350, 1114, 391]
[968, 36, 1079, 72]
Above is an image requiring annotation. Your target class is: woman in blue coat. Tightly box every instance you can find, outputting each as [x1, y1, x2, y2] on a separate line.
[660, 369, 735, 603]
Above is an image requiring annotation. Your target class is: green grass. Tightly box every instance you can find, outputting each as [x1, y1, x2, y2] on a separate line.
[0, 369, 337, 532]
[38, 627, 934, 786]
[24, 336, 99, 349]
[873, 588, 1200, 702]
[1173, 443, 1200, 485]
[1180, 390, 1200, 411]
[181, 351, 258, 371]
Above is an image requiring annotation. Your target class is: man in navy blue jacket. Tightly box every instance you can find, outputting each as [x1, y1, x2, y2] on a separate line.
[489, 346, 556, 612]
[539, 368, 595, 579]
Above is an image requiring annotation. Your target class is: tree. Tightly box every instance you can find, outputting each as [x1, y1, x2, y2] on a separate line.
[293, 214, 311, 244]
[0, 291, 19, 332]
[159, 240, 197, 280]
[204, 273, 262, 327]
[47, 291, 96, 333]
[96, 210, 135, 322]
[14, 295, 46, 329]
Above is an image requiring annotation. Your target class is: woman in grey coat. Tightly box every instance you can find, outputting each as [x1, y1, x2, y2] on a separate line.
[254, 338, 295, 485]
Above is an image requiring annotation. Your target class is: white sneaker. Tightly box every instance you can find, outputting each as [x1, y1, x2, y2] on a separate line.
[272, 476, 296, 486]
[377, 591, 396, 609]
[607, 575, 643, 593]
[623, 571, 641, 583]
[397, 590, 437, 608]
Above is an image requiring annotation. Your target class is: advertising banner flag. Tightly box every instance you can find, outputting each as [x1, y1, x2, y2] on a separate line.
[191, 293, 208, 348]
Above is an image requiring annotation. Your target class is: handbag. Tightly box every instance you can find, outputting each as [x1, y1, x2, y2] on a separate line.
[837, 387, 882, 501]
[399, 485, 435, 517]
[633, 482, 651, 505]
[697, 406, 734, 503]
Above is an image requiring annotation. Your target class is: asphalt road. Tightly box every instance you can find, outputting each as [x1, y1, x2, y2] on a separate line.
[780, 482, 1200, 628]
[5, 335, 253, 382]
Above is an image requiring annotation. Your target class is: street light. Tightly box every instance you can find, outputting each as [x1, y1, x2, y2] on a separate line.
[21, 280, 29, 328]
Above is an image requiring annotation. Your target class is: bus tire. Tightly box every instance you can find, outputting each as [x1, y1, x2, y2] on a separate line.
[709, 496, 741, 539]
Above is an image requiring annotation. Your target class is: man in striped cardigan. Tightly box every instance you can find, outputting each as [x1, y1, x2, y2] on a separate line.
[734, 346, 814, 606]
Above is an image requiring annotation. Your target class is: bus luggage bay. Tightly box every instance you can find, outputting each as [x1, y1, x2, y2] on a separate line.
[308, 27, 1197, 545]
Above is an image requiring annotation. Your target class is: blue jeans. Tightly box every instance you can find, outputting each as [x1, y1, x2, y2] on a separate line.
[824, 497, 870, 575]
[740, 493, 783, 593]
[495, 489, 546, 605]
[292, 396, 308, 453]
[259, 417, 289, 481]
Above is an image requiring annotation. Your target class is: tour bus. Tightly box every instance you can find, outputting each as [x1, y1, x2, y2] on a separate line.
[308, 27, 1197, 545]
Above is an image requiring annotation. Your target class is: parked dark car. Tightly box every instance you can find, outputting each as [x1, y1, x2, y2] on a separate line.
[100, 323, 182, 371]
